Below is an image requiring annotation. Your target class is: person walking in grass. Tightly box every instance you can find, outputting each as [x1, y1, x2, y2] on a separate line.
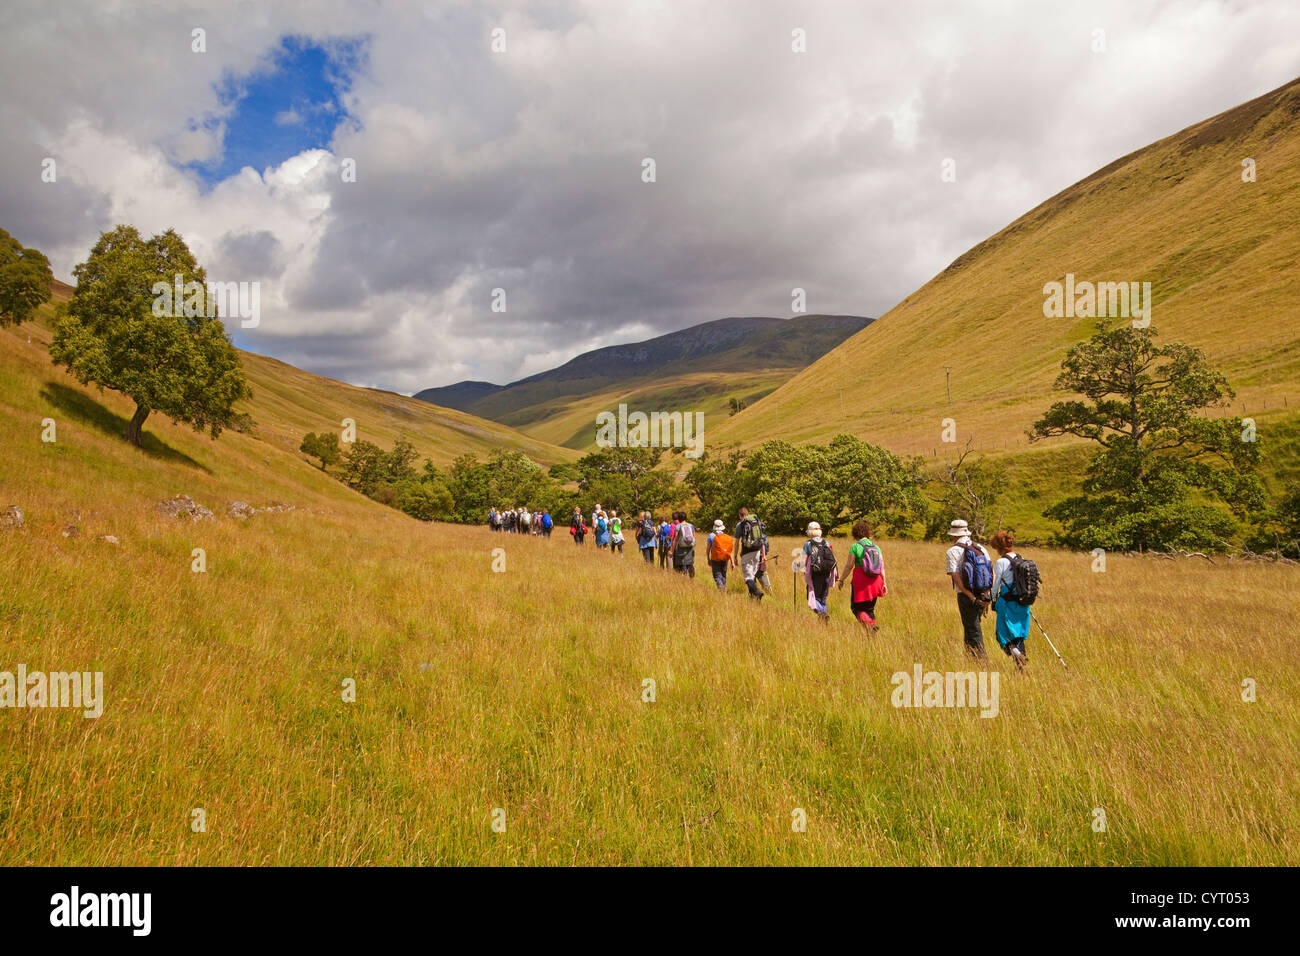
[540, 509, 553, 538]
[657, 515, 673, 569]
[569, 506, 587, 545]
[706, 519, 733, 591]
[670, 510, 696, 579]
[609, 510, 624, 554]
[990, 529, 1032, 670]
[593, 506, 610, 550]
[945, 518, 993, 660]
[733, 507, 765, 601]
[837, 520, 888, 632]
[756, 527, 773, 594]
[802, 522, 838, 620]
[637, 510, 657, 564]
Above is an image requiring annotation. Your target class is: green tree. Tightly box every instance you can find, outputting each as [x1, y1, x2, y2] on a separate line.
[49, 225, 251, 446]
[0, 228, 54, 326]
[396, 473, 455, 521]
[574, 446, 677, 512]
[1030, 323, 1263, 551]
[300, 431, 341, 470]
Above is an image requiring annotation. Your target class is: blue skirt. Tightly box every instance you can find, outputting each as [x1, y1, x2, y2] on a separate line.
[993, 593, 1031, 648]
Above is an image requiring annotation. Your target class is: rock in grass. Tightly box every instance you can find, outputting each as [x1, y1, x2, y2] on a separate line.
[228, 501, 255, 519]
[97, 534, 120, 546]
[157, 495, 214, 521]
[0, 505, 23, 529]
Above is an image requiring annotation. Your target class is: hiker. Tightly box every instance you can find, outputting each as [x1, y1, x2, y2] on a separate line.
[540, 509, 553, 538]
[802, 522, 838, 620]
[733, 507, 765, 601]
[657, 515, 673, 569]
[670, 510, 696, 579]
[990, 530, 1033, 669]
[593, 507, 610, 549]
[945, 519, 993, 660]
[569, 506, 587, 545]
[837, 520, 888, 631]
[488, 508, 498, 532]
[756, 529, 773, 595]
[610, 510, 624, 554]
[637, 511, 657, 564]
[520, 507, 531, 535]
[706, 519, 734, 591]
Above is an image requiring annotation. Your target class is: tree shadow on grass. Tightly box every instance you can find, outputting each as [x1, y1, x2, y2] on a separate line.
[40, 382, 213, 473]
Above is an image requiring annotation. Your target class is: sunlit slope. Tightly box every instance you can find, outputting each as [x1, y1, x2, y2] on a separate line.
[511, 369, 794, 449]
[712, 77, 1300, 458]
[9, 284, 576, 475]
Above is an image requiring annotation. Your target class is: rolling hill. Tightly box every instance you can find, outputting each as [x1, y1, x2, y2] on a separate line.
[710, 77, 1300, 477]
[4, 282, 577, 491]
[416, 314, 871, 448]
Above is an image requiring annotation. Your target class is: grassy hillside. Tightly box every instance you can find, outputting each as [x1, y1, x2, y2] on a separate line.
[419, 314, 871, 450]
[4, 283, 1296, 865]
[711, 78, 1300, 492]
[9, 284, 576, 472]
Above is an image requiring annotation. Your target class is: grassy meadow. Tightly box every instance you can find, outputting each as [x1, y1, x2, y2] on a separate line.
[2, 462, 1296, 863]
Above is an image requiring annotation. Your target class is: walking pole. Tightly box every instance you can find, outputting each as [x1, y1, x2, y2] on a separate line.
[1032, 615, 1068, 670]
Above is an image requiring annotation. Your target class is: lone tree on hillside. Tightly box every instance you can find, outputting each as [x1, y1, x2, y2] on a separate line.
[1030, 323, 1264, 551]
[50, 225, 251, 447]
[0, 227, 54, 326]
[300, 431, 342, 470]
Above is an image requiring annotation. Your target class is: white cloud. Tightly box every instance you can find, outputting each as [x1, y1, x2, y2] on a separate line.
[1, 0, 1297, 394]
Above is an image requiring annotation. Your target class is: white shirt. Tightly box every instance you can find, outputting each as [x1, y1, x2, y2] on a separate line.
[994, 552, 1017, 595]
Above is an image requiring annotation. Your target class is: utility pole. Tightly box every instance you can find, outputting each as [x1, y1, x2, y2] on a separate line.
[944, 366, 952, 404]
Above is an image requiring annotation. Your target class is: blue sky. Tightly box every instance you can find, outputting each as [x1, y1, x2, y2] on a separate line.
[190, 35, 366, 187]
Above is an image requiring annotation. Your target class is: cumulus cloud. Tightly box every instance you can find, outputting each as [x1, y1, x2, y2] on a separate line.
[1, 0, 1297, 394]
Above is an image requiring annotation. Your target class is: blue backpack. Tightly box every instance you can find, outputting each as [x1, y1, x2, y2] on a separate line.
[959, 543, 995, 602]
[596, 516, 607, 533]
[541, 513, 552, 530]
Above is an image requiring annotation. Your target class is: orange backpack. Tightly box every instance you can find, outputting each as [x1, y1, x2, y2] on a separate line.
[709, 533, 734, 562]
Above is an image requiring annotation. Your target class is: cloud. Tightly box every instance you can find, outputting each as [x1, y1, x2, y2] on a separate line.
[1, 0, 1298, 395]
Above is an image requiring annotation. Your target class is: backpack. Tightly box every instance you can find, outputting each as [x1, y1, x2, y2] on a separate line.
[709, 533, 734, 562]
[959, 543, 994, 603]
[678, 523, 695, 548]
[738, 518, 765, 553]
[596, 516, 607, 533]
[855, 538, 883, 575]
[541, 513, 552, 529]
[658, 523, 671, 544]
[640, 518, 655, 540]
[807, 539, 835, 575]
[1006, 554, 1041, 606]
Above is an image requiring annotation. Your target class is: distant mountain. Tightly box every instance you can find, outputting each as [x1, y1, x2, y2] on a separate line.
[415, 313, 872, 447]
[416, 379, 504, 410]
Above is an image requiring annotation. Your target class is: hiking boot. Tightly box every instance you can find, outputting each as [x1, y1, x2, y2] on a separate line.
[1010, 645, 1028, 670]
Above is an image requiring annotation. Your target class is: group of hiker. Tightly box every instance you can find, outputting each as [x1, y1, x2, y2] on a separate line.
[487, 503, 1042, 668]
[487, 506, 554, 536]
[563, 505, 777, 594]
